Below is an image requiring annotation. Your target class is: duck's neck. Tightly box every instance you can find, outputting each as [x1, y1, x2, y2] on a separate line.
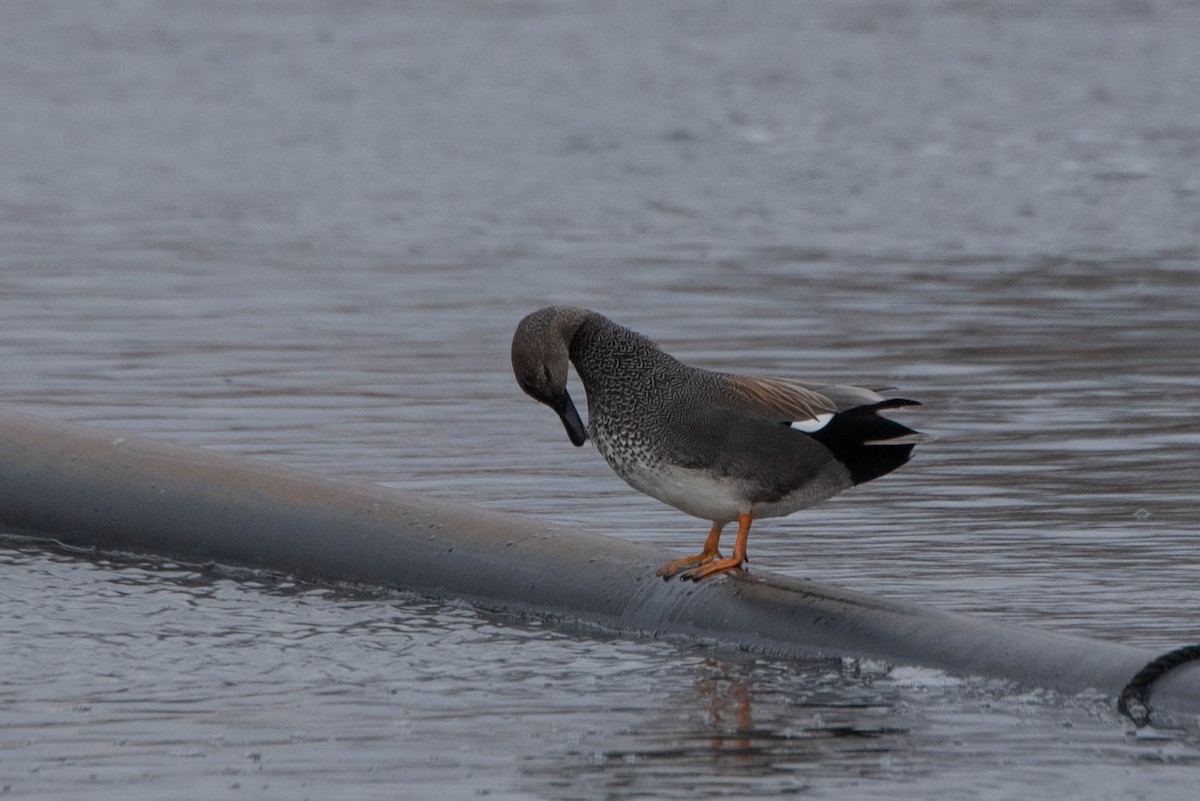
[568, 313, 687, 410]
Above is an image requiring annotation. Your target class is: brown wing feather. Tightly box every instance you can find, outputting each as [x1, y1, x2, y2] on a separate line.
[723, 375, 838, 423]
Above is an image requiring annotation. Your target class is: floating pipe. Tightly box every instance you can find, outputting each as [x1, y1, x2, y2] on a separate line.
[1, 408, 1196, 725]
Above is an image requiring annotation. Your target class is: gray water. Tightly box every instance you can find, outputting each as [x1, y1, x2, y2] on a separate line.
[2, 1, 1200, 798]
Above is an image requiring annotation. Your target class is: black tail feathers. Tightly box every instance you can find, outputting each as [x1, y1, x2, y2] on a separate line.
[808, 399, 923, 485]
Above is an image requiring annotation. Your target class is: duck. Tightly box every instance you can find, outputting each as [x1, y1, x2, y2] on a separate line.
[510, 305, 923, 581]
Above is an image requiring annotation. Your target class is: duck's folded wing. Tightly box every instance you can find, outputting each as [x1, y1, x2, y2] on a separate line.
[722, 375, 840, 428]
[783, 381, 889, 411]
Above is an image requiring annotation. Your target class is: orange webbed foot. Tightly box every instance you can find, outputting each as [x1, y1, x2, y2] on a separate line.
[680, 556, 747, 581]
[679, 513, 753, 582]
[655, 550, 723, 579]
[656, 523, 726, 580]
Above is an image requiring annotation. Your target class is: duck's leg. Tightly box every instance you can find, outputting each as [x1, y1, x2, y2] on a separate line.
[655, 523, 725, 578]
[682, 513, 751, 581]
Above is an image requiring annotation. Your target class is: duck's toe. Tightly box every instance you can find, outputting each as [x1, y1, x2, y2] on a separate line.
[655, 550, 723, 579]
[680, 556, 747, 581]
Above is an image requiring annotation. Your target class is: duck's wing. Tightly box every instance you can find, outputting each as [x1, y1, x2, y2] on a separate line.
[773, 380, 888, 411]
[723, 375, 922, 432]
[722, 375, 840, 430]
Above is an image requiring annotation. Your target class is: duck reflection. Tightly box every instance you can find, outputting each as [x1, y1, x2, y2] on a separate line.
[692, 659, 756, 756]
[668, 656, 908, 773]
[522, 655, 912, 797]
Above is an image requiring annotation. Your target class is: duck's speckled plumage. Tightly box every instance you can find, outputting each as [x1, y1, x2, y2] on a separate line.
[511, 305, 923, 580]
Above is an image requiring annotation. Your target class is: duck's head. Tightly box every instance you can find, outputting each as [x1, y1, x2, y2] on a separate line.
[511, 307, 589, 447]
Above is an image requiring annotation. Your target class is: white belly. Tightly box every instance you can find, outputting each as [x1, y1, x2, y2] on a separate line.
[609, 457, 851, 525]
[619, 462, 746, 524]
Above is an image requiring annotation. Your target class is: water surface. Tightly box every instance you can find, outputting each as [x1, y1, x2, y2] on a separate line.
[2, 1, 1200, 798]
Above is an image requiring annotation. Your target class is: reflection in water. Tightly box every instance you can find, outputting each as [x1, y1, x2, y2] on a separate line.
[694, 661, 755, 758]
[596, 658, 912, 785]
[621, 658, 907, 777]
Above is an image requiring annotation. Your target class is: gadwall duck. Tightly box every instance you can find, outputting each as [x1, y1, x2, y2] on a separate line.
[511, 306, 923, 580]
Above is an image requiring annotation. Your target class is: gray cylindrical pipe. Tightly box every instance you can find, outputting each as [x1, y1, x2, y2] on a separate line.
[1, 408, 1196, 725]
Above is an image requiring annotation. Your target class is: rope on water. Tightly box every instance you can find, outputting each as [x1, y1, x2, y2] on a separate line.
[1117, 644, 1200, 726]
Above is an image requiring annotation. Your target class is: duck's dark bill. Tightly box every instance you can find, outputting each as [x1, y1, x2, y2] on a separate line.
[554, 390, 588, 446]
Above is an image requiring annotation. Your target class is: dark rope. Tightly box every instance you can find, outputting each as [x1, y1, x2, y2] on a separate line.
[1117, 644, 1200, 726]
